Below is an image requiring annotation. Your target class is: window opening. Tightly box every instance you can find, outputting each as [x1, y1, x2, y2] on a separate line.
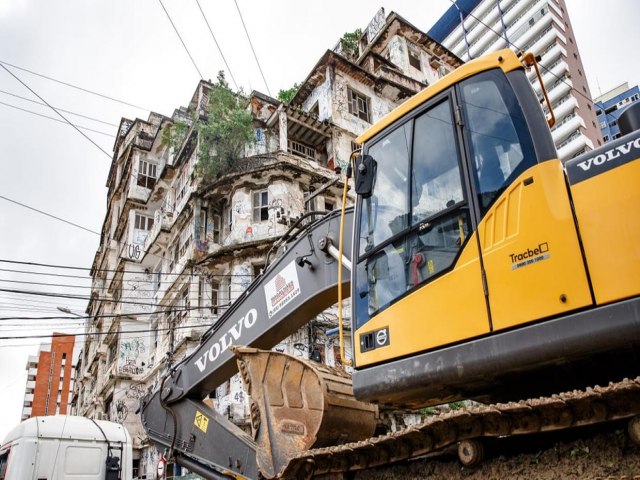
[348, 87, 371, 123]
[252, 190, 269, 222]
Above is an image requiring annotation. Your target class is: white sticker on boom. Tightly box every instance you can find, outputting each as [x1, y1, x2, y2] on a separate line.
[264, 261, 301, 318]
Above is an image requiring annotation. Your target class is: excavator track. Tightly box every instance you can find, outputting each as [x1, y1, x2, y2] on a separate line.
[277, 377, 640, 479]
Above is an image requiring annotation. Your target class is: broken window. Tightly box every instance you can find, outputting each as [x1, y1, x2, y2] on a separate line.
[137, 160, 157, 189]
[252, 190, 269, 222]
[310, 102, 320, 117]
[408, 48, 421, 70]
[347, 87, 371, 123]
[178, 225, 193, 259]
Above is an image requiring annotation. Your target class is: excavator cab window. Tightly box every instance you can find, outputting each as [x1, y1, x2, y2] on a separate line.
[459, 69, 537, 215]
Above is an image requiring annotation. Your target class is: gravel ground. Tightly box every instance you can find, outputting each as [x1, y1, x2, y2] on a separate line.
[351, 421, 640, 480]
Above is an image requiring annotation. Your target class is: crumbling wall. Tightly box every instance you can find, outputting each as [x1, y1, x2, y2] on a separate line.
[223, 180, 305, 246]
[301, 67, 333, 122]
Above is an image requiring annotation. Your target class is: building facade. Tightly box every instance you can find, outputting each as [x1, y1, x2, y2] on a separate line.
[72, 8, 459, 478]
[428, 0, 603, 160]
[22, 334, 75, 421]
[594, 82, 640, 142]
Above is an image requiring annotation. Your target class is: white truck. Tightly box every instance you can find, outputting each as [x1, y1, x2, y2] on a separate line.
[0, 416, 132, 480]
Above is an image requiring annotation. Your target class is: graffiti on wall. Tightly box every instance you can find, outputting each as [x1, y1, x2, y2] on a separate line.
[115, 399, 129, 422]
[118, 337, 146, 375]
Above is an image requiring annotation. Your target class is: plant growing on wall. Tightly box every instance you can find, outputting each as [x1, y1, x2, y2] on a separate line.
[161, 120, 190, 152]
[340, 28, 363, 60]
[277, 82, 300, 104]
[196, 71, 254, 182]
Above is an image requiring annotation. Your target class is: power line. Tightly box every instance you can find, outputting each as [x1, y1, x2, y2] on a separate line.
[0, 316, 222, 340]
[1, 63, 113, 158]
[0, 259, 249, 278]
[233, 0, 271, 96]
[194, 0, 239, 91]
[0, 59, 151, 112]
[0, 302, 227, 322]
[158, 0, 204, 79]
[0, 99, 115, 138]
[447, 0, 599, 118]
[0, 195, 101, 235]
[0, 89, 119, 127]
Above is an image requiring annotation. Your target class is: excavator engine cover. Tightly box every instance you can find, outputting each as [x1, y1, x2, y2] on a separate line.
[233, 347, 378, 479]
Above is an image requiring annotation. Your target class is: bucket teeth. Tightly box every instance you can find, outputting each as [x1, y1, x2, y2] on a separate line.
[231, 346, 378, 479]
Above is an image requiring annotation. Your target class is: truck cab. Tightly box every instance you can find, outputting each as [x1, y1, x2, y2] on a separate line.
[0, 416, 132, 480]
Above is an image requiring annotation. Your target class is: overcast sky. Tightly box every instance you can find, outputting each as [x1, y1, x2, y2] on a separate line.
[0, 0, 638, 440]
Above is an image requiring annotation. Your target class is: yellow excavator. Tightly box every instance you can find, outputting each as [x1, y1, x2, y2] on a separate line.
[140, 48, 640, 479]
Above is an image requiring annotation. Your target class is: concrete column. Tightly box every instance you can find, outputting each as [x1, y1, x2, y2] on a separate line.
[279, 108, 288, 152]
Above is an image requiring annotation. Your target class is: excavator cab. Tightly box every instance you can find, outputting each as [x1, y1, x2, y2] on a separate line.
[350, 49, 640, 408]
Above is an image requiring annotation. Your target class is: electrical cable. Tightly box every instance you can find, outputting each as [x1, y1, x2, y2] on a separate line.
[0, 89, 119, 127]
[0, 63, 113, 158]
[194, 0, 239, 91]
[0, 194, 101, 235]
[233, 0, 271, 96]
[158, 0, 204, 79]
[0, 259, 254, 278]
[0, 59, 152, 112]
[0, 100, 116, 137]
[447, 0, 602, 121]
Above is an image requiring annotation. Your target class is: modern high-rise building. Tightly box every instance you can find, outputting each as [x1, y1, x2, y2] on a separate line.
[22, 334, 75, 421]
[594, 82, 640, 143]
[428, 0, 603, 161]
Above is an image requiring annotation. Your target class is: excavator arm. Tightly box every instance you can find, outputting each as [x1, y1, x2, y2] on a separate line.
[140, 209, 373, 479]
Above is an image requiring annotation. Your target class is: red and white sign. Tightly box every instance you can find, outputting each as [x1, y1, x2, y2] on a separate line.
[264, 261, 301, 318]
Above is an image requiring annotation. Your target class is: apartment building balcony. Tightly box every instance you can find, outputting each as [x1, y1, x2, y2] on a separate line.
[552, 113, 584, 145]
[266, 105, 332, 166]
[541, 60, 568, 90]
[26, 380, 35, 390]
[143, 210, 174, 259]
[24, 393, 34, 402]
[543, 77, 572, 105]
[27, 355, 38, 365]
[22, 407, 32, 418]
[557, 132, 590, 161]
[550, 95, 578, 122]
[508, 0, 549, 45]
[28, 367, 37, 377]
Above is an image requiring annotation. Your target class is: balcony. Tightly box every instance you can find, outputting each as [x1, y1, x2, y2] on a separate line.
[143, 210, 174, 259]
[552, 114, 584, 145]
[22, 407, 32, 418]
[28, 367, 37, 377]
[26, 380, 35, 390]
[24, 393, 34, 402]
[548, 95, 577, 121]
[557, 132, 590, 161]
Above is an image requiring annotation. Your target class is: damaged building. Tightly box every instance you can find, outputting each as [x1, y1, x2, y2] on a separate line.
[72, 8, 460, 478]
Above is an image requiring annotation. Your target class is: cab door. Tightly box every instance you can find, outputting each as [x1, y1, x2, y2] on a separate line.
[353, 93, 490, 368]
[458, 69, 593, 331]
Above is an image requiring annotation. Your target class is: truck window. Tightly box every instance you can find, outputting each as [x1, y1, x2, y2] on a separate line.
[0, 449, 9, 480]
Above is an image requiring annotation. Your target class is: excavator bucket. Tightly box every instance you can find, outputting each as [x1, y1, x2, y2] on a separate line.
[232, 347, 378, 479]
